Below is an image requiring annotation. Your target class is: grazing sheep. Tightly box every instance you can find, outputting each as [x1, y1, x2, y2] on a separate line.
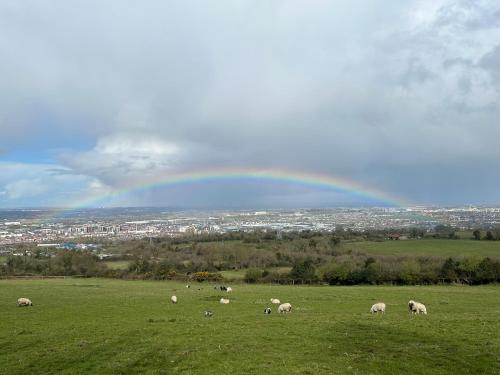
[204, 310, 213, 317]
[220, 298, 230, 304]
[370, 302, 386, 314]
[186, 284, 190, 288]
[270, 298, 281, 304]
[16, 298, 33, 307]
[264, 307, 272, 314]
[278, 303, 292, 313]
[226, 287, 233, 293]
[408, 300, 427, 315]
[171, 295, 178, 304]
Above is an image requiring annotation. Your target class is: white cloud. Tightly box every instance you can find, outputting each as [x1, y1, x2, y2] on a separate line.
[59, 133, 184, 186]
[0, 162, 108, 207]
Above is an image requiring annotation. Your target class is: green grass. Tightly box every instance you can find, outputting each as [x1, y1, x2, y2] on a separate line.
[220, 267, 292, 280]
[343, 239, 500, 257]
[219, 269, 246, 280]
[1, 279, 499, 374]
[102, 260, 130, 270]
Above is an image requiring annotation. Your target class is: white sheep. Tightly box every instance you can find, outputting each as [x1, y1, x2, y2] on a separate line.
[16, 297, 33, 307]
[171, 295, 178, 304]
[270, 298, 281, 304]
[408, 300, 427, 315]
[226, 287, 233, 293]
[278, 302, 292, 313]
[220, 298, 230, 304]
[370, 302, 386, 314]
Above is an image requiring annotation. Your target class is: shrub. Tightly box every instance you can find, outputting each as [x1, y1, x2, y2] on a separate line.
[244, 268, 263, 283]
[191, 271, 223, 282]
[290, 258, 318, 283]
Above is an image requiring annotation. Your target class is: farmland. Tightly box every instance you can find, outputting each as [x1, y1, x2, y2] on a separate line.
[341, 239, 500, 257]
[1, 278, 499, 374]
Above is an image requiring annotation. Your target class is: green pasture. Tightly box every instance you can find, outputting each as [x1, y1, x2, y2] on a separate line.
[179, 237, 500, 258]
[103, 260, 130, 270]
[343, 239, 500, 257]
[220, 267, 291, 280]
[0, 279, 499, 374]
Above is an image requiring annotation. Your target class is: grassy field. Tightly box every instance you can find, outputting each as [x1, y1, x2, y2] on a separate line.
[342, 239, 500, 257]
[220, 267, 291, 280]
[174, 237, 500, 259]
[102, 260, 130, 270]
[1, 279, 499, 374]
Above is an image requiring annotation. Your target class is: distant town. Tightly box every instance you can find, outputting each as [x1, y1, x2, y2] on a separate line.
[1, 206, 500, 247]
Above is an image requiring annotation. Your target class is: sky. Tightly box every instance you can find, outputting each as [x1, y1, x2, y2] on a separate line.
[1, 0, 500, 208]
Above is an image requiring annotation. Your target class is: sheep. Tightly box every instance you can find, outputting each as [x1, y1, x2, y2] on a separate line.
[270, 298, 281, 304]
[220, 298, 230, 304]
[264, 307, 272, 314]
[171, 295, 178, 304]
[370, 302, 386, 314]
[186, 284, 190, 288]
[16, 298, 33, 307]
[204, 310, 213, 317]
[408, 300, 427, 315]
[278, 303, 292, 313]
[226, 287, 233, 293]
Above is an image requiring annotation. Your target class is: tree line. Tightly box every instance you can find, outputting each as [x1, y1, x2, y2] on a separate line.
[1, 228, 499, 284]
[244, 255, 500, 285]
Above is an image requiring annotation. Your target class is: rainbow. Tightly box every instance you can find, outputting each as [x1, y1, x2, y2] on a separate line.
[44, 167, 410, 220]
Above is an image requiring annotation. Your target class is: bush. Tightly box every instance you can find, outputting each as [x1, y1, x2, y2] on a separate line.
[191, 271, 223, 282]
[290, 258, 318, 283]
[244, 268, 263, 283]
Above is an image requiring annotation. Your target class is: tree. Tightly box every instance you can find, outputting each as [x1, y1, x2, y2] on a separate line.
[485, 231, 494, 241]
[329, 235, 341, 247]
[440, 257, 458, 282]
[290, 258, 317, 283]
[476, 258, 500, 284]
[409, 227, 424, 239]
[472, 229, 481, 241]
[62, 252, 73, 275]
[244, 268, 263, 283]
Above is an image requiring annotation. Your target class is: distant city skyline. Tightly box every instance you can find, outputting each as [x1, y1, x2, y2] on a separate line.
[1, 1, 500, 208]
[3, 206, 500, 246]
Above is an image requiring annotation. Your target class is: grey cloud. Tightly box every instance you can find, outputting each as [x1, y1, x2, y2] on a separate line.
[1, 0, 500, 206]
[480, 44, 500, 84]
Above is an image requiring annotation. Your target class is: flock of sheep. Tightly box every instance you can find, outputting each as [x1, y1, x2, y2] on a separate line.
[167, 284, 428, 317]
[169, 285, 294, 315]
[16, 285, 428, 316]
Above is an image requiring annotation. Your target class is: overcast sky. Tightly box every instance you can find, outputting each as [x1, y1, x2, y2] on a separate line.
[1, 0, 500, 208]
